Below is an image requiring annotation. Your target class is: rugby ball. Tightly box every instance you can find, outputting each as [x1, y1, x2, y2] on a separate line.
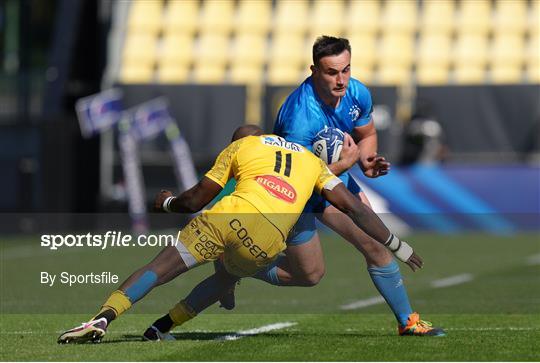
[312, 127, 345, 164]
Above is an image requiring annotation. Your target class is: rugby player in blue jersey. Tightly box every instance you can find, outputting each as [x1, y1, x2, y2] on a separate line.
[222, 36, 445, 336]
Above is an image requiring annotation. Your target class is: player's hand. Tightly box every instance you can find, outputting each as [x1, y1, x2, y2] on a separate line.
[154, 190, 173, 212]
[339, 133, 362, 169]
[361, 152, 390, 178]
[405, 252, 424, 272]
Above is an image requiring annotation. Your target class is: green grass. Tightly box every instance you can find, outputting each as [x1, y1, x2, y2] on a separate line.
[1, 314, 539, 361]
[1, 232, 539, 361]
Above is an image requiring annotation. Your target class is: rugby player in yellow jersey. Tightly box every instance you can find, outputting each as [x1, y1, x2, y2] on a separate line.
[58, 125, 425, 344]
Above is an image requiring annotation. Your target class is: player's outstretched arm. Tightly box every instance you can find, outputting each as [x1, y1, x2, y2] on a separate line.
[322, 183, 423, 271]
[154, 177, 223, 214]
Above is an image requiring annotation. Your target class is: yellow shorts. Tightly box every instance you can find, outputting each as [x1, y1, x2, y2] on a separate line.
[175, 196, 286, 277]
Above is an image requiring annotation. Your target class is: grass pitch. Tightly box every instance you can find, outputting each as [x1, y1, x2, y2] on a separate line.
[1, 232, 539, 361]
[2, 313, 539, 361]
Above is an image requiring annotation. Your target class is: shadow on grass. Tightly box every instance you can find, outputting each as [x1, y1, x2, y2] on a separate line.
[101, 331, 238, 344]
[100, 330, 391, 344]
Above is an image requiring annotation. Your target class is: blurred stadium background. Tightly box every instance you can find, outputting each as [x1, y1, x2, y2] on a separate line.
[1, 3, 539, 359]
[0, 0, 539, 233]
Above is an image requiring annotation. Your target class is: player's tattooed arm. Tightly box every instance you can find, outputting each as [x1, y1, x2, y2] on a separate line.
[154, 177, 223, 214]
[322, 183, 423, 271]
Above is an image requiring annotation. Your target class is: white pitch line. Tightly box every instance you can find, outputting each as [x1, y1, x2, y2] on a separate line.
[215, 322, 297, 341]
[447, 327, 539, 331]
[340, 296, 385, 311]
[526, 253, 540, 266]
[340, 273, 474, 310]
[430, 273, 474, 288]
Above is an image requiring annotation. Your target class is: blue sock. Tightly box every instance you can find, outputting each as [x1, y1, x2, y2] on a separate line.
[368, 260, 412, 326]
[125, 270, 157, 303]
[185, 273, 239, 313]
[252, 256, 285, 285]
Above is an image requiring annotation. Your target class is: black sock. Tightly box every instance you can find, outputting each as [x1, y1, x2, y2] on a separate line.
[153, 314, 174, 333]
[94, 309, 116, 325]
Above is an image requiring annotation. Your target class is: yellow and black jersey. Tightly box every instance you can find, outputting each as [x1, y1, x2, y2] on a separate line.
[205, 134, 341, 238]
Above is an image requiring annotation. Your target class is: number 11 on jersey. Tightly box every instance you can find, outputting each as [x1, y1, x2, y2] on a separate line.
[274, 151, 292, 177]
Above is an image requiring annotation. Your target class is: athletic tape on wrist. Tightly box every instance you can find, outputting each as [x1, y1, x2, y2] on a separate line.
[162, 196, 175, 213]
[383, 234, 413, 262]
[384, 234, 400, 251]
[394, 242, 413, 262]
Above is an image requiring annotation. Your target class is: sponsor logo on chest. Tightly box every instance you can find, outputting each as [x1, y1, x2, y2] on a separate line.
[262, 136, 303, 152]
[255, 175, 297, 204]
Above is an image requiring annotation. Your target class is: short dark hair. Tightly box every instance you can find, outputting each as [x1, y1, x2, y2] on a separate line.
[312, 36, 351, 65]
[231, 124, 263, 142]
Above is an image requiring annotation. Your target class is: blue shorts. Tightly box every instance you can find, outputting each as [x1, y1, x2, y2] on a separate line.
[286, 172, 362, 246]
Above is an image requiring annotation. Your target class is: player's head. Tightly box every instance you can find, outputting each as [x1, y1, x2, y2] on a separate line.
[231, 124, 263, 141]
[311, 36, 351, 101]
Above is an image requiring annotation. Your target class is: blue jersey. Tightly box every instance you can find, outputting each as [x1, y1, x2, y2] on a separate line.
[273, 76, 374, 245]
[273, 76, 373, 149]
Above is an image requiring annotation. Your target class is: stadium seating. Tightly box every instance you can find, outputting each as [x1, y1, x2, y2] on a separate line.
[235, 0, 272, 36]
[230, 34, 267, 84]
[268, 34, 306, 70]
[120, 33, 157, 83]
[381, 0, 417, 35]
[199, 0, 234, 35]
[274, 0, 309, 36]
[267, 34, 306, 84]
[192, 33, 230, 83]
[417, 34, 452, 84]
[118, 0, 536, 87]
[525, 33, 540, 82]
[230, 64, 265, 85]
[127, 0, 163, 35]
[377, 65, 412, 85]
[457, 0, 492, 36]
[348, 34, 377, 83]
[309, 0, 345, 39]
[163, 0, 199, 36]
[531, 0, 540, 37]
[453, 34, 489, 84]
[347, 0, 380, 35]
[159, 33, 194, 69]
[231, 34, 267, 69]
[420, 0, 455, 35]
[267, 65, 303, 85]
[157, 33, 194, 83]
[157, 64, 190, 83]
[490, 34, 525, 83]
[377, 32, 414, 84]
[193, 64, 227, 84]
[493, 0, 528, 36]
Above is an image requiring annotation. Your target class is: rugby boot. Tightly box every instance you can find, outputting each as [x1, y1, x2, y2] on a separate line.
[398, 313, 446, 336]
[57, 317, 108, 344]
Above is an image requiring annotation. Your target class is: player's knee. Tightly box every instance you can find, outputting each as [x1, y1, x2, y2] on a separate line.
[298, 268, 325, 287]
